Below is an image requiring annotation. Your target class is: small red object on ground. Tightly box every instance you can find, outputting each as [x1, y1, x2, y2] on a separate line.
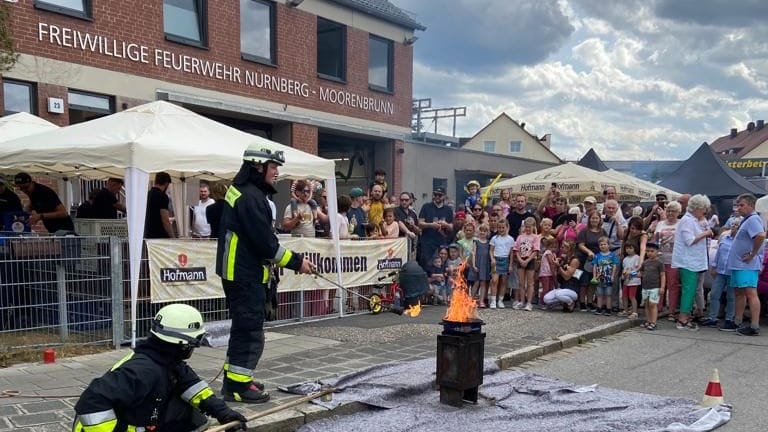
[43, 348, 56, 364]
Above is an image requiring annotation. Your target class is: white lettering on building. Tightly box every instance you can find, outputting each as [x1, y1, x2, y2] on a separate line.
[35, 22, 396, 115]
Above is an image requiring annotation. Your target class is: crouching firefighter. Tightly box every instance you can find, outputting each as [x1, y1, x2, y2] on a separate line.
[72, 304, 247, 431]
[216, 142, 314, 403]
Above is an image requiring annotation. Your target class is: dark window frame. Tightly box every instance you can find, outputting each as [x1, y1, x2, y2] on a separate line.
[67, 89, 115, 115]
[163, 0, 209, 49]
[240, 0, 277, 67]
[316, 17, 347, 83]
[34, 0, 93, 21]
[368, 34, 394, 94]
[2, 79, 38, 115]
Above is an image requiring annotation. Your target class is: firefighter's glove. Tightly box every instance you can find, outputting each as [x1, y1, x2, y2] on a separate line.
[216, 408, 247, 431]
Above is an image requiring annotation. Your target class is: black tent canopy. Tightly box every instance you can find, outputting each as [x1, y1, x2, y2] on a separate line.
[577, 148, 610, 172]
[660, 143, 764, 197]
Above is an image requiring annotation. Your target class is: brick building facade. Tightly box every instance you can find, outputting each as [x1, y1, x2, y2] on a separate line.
[1, 0, 423, 196]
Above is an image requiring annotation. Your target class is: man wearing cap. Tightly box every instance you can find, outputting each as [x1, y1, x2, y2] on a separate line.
[14, 172, 75, 233]
[643, 191, 668, 229]
[580, 196, 597, 225]
[0, 177, 22, 213]
[418, 187, 454, 268]
[347, 187, 367, 238]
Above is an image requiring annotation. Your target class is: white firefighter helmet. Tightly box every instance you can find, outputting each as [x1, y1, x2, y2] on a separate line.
[243, 142, 285, 166]
[150, 304, 206, 346]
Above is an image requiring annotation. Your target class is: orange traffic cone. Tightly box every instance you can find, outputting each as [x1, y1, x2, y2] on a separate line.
[701, 368, 724, 407]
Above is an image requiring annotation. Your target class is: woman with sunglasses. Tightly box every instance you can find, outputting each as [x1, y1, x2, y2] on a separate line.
[282, 179, 318, 237]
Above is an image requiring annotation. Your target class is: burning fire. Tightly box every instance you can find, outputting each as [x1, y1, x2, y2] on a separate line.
[443, 259, 478, 322]
[403, 301, 421, 317]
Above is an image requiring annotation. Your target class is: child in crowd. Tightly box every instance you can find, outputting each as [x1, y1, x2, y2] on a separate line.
[592, 236, 619, 316]
[369, 169, 388, 199]
[458, 222, 477, 291]
[445, 244, 463, 304]
[640, 242, 665, 330]
[489, 219, 514, 309]
[498, 189, 513, 219]
[538, 236, 558, 308]
[380, 207, 400, 238]
[620, 243, 641, 319]
[539, 218, 554, 241]
[472, 224, 492, 308]
[426, 254, 446, 305]
[514, 217, 541, 311]
[464, 180, 482, 211]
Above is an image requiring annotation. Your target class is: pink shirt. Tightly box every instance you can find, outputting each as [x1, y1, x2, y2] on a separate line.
[514, 233, 541, 259]
[539, 250, 554, 277]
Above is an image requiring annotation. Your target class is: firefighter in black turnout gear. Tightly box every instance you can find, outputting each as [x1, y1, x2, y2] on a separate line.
[216, 142, 314, 403]
[72, 304, 247, 431]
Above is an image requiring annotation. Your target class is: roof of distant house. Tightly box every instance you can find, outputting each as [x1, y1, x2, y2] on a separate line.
[710, 120, 768, 159]
[328, 0, 426, 31]
[461, 112, 563, 163]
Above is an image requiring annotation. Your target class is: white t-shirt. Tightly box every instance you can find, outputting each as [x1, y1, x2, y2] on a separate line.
[490, 234, 515, 258]
[336, 213, 350, 239]
[284, 201, 315, 237]
[622, 255, 641, 286]
[192, 199, 214, 237]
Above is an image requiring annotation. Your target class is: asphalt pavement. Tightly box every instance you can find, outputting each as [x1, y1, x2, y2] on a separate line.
[520, 319, 768, 432]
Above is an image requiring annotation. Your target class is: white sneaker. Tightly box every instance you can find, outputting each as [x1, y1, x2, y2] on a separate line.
[489, 301, 497, 309]
[513, 302, 524, 310]
[524, 303, 533, 311]
[497, 300, 505, 308]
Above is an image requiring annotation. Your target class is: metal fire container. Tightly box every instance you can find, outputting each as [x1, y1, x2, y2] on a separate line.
[436, 319, 485, 407]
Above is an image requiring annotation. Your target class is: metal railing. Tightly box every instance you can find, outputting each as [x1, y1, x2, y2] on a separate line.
[1, 234, 389, 351]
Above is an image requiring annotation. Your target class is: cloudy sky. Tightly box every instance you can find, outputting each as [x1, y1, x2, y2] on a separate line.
[391, 0, 768, 161]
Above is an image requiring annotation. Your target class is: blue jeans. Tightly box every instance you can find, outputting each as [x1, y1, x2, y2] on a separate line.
[708, 273, 735, 321]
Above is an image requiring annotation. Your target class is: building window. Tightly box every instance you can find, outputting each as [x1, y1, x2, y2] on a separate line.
[317, 18, 346, 82]
[34, 0, 92, 20]
[368, 35, 393, 92]
[483, 140, 496, 153]
[3, 80, 36, 115]
[509, 140, 522, 153]
[68, 90, 114, 124]
[240, 0, 276, 65]
[163, 0, 208, 48]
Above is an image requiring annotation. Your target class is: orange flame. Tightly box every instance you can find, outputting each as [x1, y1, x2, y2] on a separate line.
[403, 301, 422, 317]
[443, 259, 478, 323]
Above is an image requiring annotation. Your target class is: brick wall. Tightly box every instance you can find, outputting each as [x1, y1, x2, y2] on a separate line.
[5, 0, 413, 129]
[291, 123, 318, 155]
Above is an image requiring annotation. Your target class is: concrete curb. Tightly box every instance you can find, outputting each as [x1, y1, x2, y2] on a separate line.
[243, 318, 639, 431]
[496, 319, 639, 370]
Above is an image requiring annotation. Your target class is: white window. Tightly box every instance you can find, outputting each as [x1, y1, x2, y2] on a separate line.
[35, 0, 91, 19]
[483, 140, 496, 153]
[509, 140, 522, 153]
[163, 0, 207, 47]
[241, 0, 275, 65]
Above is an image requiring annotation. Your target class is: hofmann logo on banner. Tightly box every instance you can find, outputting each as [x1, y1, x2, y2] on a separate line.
[160, 253, 207, 283]
[377, 247, 403, 270]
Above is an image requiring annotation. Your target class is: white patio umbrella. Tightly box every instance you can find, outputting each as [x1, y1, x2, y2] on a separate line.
[0, 101, 339, 347]
[487, 163, 621, 200]
[602, 169, 682, 202]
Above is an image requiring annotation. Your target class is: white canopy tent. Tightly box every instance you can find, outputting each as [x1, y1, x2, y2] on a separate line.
[602, 169, 681, 202]
[0, 101, 339, 346]
[0, 112, 59, 141]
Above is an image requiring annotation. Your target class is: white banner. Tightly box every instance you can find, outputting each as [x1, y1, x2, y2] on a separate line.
[146, 237, 408, 303]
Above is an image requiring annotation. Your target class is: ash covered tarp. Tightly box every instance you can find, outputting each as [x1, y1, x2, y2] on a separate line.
[285, 358, 730, 432]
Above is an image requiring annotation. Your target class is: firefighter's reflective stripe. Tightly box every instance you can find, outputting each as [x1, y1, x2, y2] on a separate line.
[224, 231, 239, 280]
[180, 380, 213, 408]
[224, 186, 241, 207]
[72, 410, 118, 432]
[110, 352, 135, 371]
[224, 363, 252, 383]
[271, 246, 292, 268]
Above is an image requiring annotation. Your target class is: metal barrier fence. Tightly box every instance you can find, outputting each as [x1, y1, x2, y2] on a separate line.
[1, 234, 391, 351]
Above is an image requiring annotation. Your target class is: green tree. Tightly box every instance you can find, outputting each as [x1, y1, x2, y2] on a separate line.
[0, 2, 18, 72]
